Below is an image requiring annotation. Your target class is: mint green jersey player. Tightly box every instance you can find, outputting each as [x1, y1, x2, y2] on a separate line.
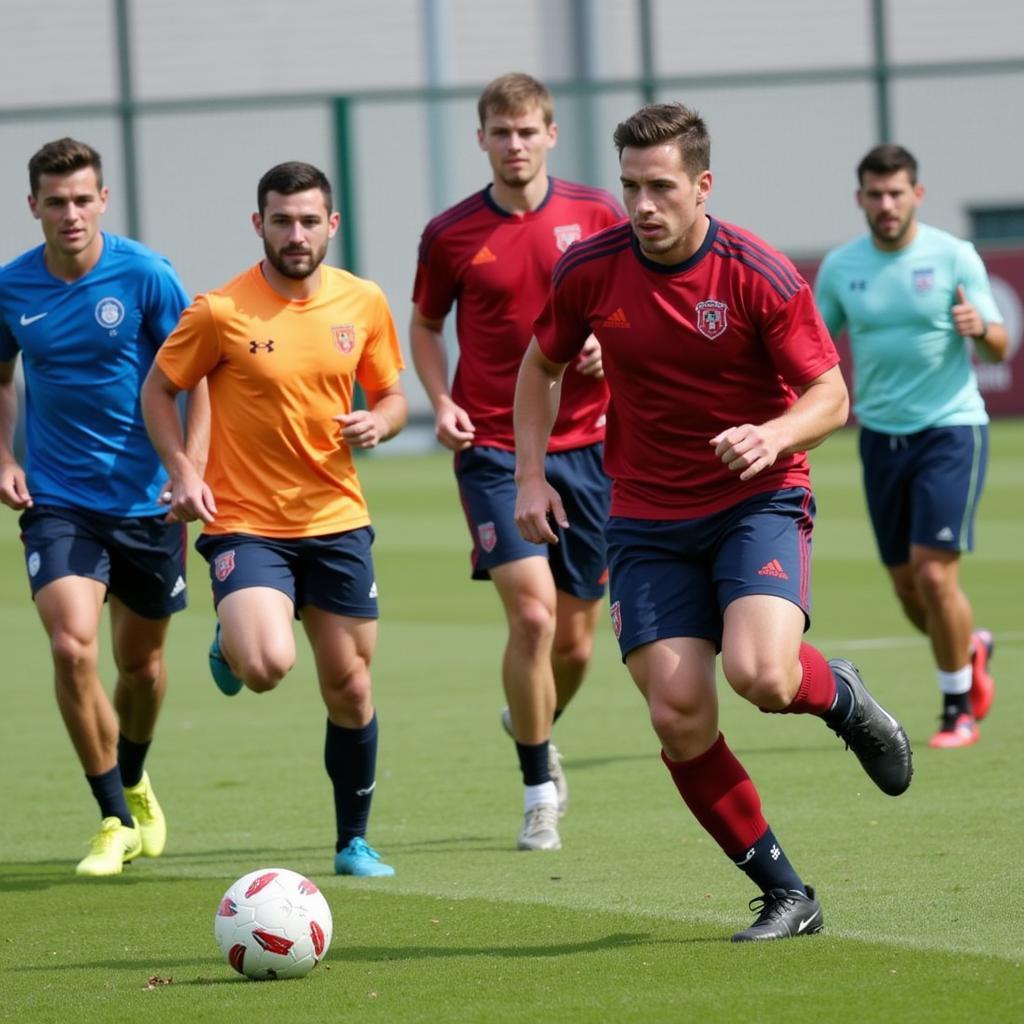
[814, 223, 1003, 434]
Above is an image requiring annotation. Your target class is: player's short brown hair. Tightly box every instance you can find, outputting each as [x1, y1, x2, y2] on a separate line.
[857, 144, 918, 186]
[477, 72, 554, 128]
[257, 162, 333, 216]
[28, 138, 103, 196]
[613, 103, 710, 178]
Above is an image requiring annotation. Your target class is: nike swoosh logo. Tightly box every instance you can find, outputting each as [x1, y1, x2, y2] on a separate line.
[20, 313, 48, 326]
[734, 847, 755, 867]
[355, 782, 376, 797]
[797, 910, 821, 933]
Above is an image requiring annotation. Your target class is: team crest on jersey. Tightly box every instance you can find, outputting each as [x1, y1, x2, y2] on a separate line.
[913, 268, 935, 293]
[332, 324, 356, 354]
[609, 600, 622, 640]
[213, 549, 236, 582]
[94, 297, 125, 330]
[554, 224, 582, 252]
[696, 299, 729, 340]
[478, 521, 497, 553]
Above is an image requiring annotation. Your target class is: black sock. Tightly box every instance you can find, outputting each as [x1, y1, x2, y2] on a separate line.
[325, 715, 379, 852]
[731, 826, 806, 896]
[943, 692, 971, 717]
[515, 740, 551, 786]
[86, 766, 133, 827]
[823, 671, 855, 728]
[117, 734, 151, 789]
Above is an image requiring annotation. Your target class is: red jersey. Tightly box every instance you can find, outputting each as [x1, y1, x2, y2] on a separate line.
[413, 178, 624, 451]
[534, 217, 839, 519]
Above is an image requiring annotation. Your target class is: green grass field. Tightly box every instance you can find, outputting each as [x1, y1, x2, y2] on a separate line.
[2, 423, 1022, 1023]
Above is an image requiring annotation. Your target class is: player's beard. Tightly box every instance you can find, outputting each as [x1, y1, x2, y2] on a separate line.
[867, 210, 914, 248]
[263, 237, 329, 280]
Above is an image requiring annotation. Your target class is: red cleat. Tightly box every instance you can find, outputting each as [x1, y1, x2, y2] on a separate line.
[928, 712, 980, 749]
[969, 629, 995, 721]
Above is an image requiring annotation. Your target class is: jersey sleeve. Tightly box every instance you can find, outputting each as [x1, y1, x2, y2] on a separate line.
[532, 269, 591, 365]
[140, 258, 190, 355]
[762, 283, 840, 386]
[356, 285, 405, 392]
[954, 243, 1004, 324]
[411, 229, 458, 321]
[812, 251, 847, 338]
[155, 295, 223, 390]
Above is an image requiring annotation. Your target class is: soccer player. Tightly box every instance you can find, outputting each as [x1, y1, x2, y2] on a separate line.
[814, 144, 1006, 749]
[513, 103, 914, 941]
[0, 137, 205, 876]
[141, 161, 406, 878]
[410, 73, 624, 852]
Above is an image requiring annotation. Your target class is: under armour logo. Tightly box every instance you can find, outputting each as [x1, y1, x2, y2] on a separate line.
[249, 339, 275, 353]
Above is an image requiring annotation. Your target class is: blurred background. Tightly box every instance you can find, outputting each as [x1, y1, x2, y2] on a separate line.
[2, 0, 1022, 434]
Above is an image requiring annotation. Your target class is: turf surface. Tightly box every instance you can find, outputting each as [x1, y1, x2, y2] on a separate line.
[2, 422, 1022, 1023]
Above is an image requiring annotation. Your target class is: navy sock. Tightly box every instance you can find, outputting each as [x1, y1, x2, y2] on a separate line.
[117, 734, 151, 789]
[87, 766, 133, 827]
[943, 692, 971, 716]
[325, 714, 379, 852]
[731, 826, 806, 896]
[823, 671, 855, 728]
[515, 740, 551, 786]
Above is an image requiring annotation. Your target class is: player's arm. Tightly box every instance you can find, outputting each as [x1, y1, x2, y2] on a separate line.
[335, 380, 408, 450]
[408, 305, 475, 450]
[952, 284, 1009, 363]
[182, 377, 211, 478]
[711, 364, 849, 481]
[140, 362, 217, 523]
[0, 357, 32, 510]
[513, 337, 570, 545]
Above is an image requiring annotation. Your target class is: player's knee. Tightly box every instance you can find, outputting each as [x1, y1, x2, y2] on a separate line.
[552, 633, 592, 673]
[723, 657, 792, 709]
[49, 629, 96, 678]
[912, 560, 954, 604]
[322, 665, 372, 712]
[117, 653, 164, 691]
[238, 653, 292, 692]
[509, 599, 556, 651]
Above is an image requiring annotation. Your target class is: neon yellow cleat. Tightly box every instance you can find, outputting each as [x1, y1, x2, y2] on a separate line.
[124, 771, 166, 858]
[75, 817, 142, 876]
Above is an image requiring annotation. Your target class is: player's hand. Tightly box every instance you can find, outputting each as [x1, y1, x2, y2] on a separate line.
[575, 336, 604, 379]
[0, 460, 33, 510]
[160, 467, 217, 524]
[335, 409, 389, 450]
[514, 476, 568, 545]
[952, 284, 985, 339]
[433, 398, 476, 452]
[710, 423, 781, 481]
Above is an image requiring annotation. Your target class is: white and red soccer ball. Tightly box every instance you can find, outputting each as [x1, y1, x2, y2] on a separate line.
[214, 867, 333, 980]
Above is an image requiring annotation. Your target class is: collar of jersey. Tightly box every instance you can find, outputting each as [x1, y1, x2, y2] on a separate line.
[482, 177, 555, 219]
[631, 215, 719, 275]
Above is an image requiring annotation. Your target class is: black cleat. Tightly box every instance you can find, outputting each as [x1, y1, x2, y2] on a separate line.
[828, 657, 913, 796]
[732, 886, 824, 942]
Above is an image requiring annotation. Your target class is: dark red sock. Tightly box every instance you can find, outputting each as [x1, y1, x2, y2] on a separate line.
[767, 642, 837, 716]
[661, 732, 767, 856]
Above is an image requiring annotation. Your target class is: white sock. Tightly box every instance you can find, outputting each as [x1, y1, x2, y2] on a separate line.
[524, 781, 557, 812]
[937, 665, 971, 695]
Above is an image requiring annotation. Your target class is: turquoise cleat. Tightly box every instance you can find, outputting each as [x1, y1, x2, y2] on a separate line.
[334, 837, 395, 877]
[209, 622, 243, 696]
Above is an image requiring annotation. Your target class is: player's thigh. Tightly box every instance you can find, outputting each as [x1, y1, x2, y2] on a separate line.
[720, 594, 805, 702]
[626, 636, 719, 757]
[218, 587, 297, 672]
[553, 589, 603, 656]
[454, 446, 543, 580]
[490, 555, 557, 628]
[302, 608, 377, 721]
[910, 425, 988, 554]
[33, 574, 107, 650]
[107, 596, 171, 676]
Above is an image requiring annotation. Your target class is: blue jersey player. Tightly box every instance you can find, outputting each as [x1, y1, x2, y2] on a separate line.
[0, 138, 208, 875]
[815, 144, 1008, 750]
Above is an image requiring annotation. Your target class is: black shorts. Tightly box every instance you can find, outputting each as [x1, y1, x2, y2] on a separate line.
[19, 504, 188, 619]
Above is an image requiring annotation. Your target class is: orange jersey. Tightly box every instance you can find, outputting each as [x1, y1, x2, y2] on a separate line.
[157, 263, 403, 537]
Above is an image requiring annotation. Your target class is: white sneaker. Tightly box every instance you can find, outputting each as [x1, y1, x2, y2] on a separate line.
[500, 707, 569, 817]
[517, 802, 561, 851]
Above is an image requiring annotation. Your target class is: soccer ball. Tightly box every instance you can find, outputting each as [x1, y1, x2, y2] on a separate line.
[214, 867, 333, 980]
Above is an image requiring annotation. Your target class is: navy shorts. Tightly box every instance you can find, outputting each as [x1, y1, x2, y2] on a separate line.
[859, 424, 988, 566]
[454, 443, 610, 600]
[605, 488, 815, 660]
[195, 527, 378, 619]
[19, 504, 188, 620]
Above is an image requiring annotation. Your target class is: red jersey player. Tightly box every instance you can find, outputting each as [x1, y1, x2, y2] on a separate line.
[514, 103, 913, 940]
[410, 73, 623, 853]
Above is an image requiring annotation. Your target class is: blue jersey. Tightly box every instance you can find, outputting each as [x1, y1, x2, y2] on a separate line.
[0, 233, 189, 516]
[814, 223, 1003, 434]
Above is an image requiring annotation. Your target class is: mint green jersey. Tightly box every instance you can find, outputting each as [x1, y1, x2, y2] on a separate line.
[814, 223, 1002, 434]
